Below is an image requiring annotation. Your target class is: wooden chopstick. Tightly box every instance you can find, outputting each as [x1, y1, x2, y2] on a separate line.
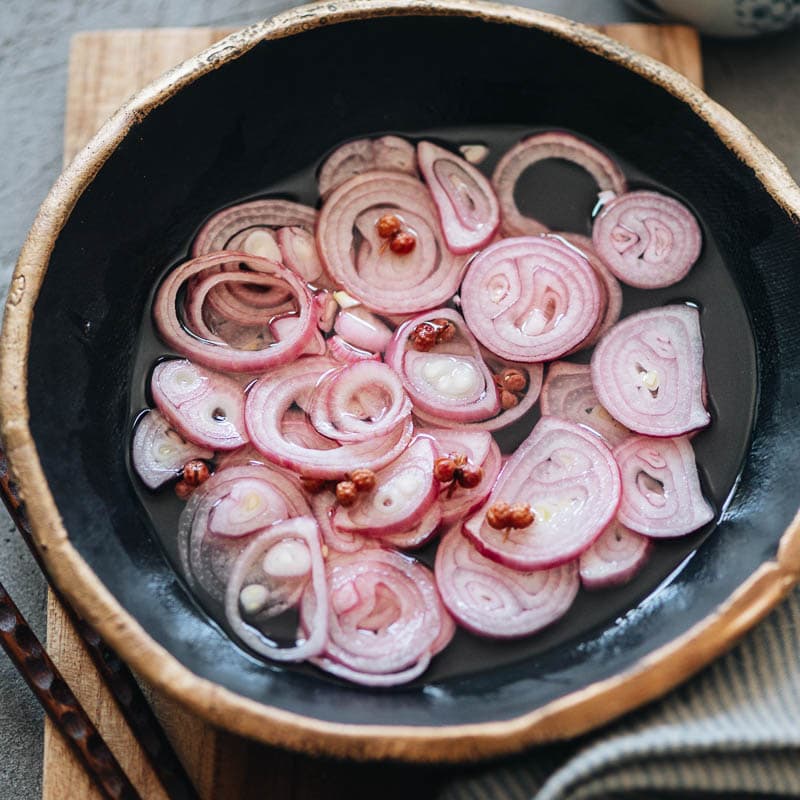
[0, 578, 140, 800]
[0, 450, 199, 800]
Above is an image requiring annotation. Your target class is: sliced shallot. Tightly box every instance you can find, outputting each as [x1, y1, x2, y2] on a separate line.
[245, 357, 413, 479]
[592, 190, 702, 288]
[540, 361, 630, 447]
[308, 360, 411, 444]
[131, 409, 213, 489]
[316, 171, 468, 314]
[151, 359, 247, 450]
[318, 135, 417, 198]
[463, 416, 621, 570]
[300, 548, 450, 685]
[225, 516, 328, 662]
[492, 131, 627, 236]
[333, 307, 393, 353]
[177, 465, 309, 603]
[579, 520, 652, 589]
[435, 528, 579, 638]
[417, 140, 499, 253]
[378, 502, 443, 550]
[591, 304, 710, 436]
[154, 252, 316, 373]
[385, 308, 500, 423]
[614, 435, 714, 537]
[192, 199, 317, 256]
[461, 236, 603, 362]
[333, 436, 437, 536]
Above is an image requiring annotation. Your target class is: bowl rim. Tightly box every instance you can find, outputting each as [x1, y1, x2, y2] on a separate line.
[2, 0, 800, 763]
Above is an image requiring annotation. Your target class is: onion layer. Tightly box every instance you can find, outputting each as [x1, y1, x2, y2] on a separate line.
[316, 171, 468, 314]
[151, 359, 247, 450]
[154, 252, 316, 373]
[463, 416, 621, 570]
[225, 517, 328, 662]
[308, 361, 411, 444]
[192, 199, 317, 256]
[318, 136, 418, 199]
[301, 548, 451, 685]
[579, 520, 652, 589]
[461, 236, 603, 363]
[592, 190, 702, 289]
[417, 140, 499, 253]
[386, 308, 500, 424]
[333, 436, 437, 536]
[591, 304, 710, 436]
[245, 357, 413, 479]
[614, 435, 714, 537]
[540, 361, 630, 447]
[131, 409, 213, 489]
[435, 528, 579, 638]
[492, 131, 627, 236]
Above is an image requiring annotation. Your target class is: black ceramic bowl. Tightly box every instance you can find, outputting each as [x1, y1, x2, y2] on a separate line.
[3, 0, 800, 762]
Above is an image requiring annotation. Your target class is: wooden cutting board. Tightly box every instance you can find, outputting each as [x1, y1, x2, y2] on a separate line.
[43, 21, 702, 800]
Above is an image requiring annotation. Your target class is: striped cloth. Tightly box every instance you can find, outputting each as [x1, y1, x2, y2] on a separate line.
[440, 588, 800, 800]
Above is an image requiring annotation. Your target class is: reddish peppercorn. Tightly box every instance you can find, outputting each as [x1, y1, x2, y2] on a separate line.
[336, 480, 358, 506]
[301, 476, 329, 494]
[430, 318, 456, 344]
[508, 503, 534, 529]
[456, 463, 484, 489]
[500, 389, 519, 410]
[174, 480, 194, 501]
[433, 456, 458, 483]
[486, 501, 512, 530]
[182, 459, 210, 487]
[349, 468, 376, 493]
[497, 368, 527, 393]
[376, 214, 402, 238]
[389, 231, 416, 254]
[409, 322, 437, 352]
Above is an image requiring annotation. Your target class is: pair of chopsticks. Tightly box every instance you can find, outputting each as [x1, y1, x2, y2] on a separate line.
[0, 449, 198, 800]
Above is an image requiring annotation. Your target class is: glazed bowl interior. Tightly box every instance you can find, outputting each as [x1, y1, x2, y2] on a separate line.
[16, 5, 800, 757]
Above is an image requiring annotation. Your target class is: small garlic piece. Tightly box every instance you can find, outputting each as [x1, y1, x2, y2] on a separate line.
[239, 584, 269, 615]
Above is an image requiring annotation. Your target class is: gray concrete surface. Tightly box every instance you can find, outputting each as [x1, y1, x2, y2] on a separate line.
[0, 1, 798, 798]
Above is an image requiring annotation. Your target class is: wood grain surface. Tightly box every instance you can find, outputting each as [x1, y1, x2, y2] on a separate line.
[43, 22, 701, 800]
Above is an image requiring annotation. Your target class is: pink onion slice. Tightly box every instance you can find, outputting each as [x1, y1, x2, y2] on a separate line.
[463, 416, 621, 570]
[540, 361, 630, 447]
[385, 308, 500, 423]
[131, 409, 213, 489]
[270, 313, 327, 356]
[461, 236, 603, 363]
[592, 190, 701, 289]
[435, 528, 579, 638]
[154, 252, 316, 373]
[177, 465, 310, 603]
[333, 307, 393, 353]
[192, 199, 317, 256]
[276, 226, 324, 284]
[316, 171, 468, 314]
[333, 436, 437, 536]
[552, 232, 623, 347]
[151, 359, 247, 450]
[308, 361, 411, 444]
[579, 520, 652, 589]
[326, 335, 381, 364]
[417, 140, 500, 253]
[245, 357, 414, 479]
[424, 429, 502, 526]
[614, 435, 714, 537]
[590, 304, 710, 436]
[492, 131, 627, 237]
[378, 502, 443, 550]
[309, 491, 368, 554]
[225, 516, 328, 662]
[300, 548, 446, 682]
[318, 135, 417, 199]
